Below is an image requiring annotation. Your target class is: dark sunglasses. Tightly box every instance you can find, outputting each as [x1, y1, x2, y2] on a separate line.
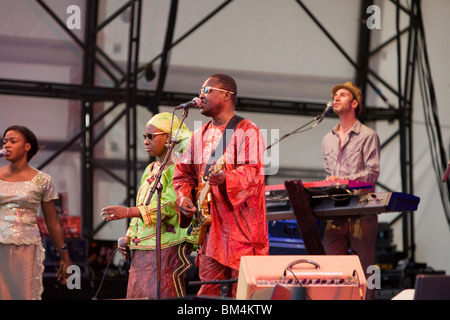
[143, 132, 167, 140]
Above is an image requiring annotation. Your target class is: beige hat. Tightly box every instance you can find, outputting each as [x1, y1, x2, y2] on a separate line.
[331, 81, 363, 115]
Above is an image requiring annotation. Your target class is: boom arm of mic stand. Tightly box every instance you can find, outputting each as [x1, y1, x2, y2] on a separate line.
[266, 115, 321, 150]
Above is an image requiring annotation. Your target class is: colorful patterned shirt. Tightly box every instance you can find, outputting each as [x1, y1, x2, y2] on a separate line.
[126, 163, 196, 250]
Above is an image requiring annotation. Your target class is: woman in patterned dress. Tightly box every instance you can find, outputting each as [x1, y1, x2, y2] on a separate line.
[101, 113, 196, 299]
[0, 125, 71, 299]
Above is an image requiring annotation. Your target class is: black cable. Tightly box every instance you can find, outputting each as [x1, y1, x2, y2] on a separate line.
[415, 3, 450, 225]
[92, 247, 120, 300]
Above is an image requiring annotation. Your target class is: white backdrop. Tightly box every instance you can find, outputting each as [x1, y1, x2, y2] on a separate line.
[1, 0, 449, 277]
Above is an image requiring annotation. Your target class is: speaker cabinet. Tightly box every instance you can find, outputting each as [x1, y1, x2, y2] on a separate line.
[414, 274, 450, 300]
[236, 255, 366, 300]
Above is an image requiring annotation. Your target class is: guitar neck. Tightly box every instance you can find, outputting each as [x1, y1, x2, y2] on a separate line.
[197, 155, 225, 206]
[198, 180, 211, 205]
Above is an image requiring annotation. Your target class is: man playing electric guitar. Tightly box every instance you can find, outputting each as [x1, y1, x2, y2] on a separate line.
[173, 74, 269, 298]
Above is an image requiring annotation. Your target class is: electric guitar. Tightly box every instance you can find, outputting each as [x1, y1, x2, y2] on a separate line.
[189, 156, 226, 245]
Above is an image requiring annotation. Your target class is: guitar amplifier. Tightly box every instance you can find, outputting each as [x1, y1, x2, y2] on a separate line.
[236, 255, 366, 300]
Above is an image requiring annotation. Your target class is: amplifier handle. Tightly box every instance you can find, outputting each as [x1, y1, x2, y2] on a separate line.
[283, 259, 320, 280]
[286, 259, 320, 270]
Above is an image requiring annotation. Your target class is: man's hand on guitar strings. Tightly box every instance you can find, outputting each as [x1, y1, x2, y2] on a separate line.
[179, 196, 197, 219]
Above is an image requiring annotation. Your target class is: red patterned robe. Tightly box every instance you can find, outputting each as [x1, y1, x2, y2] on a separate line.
[173, 118, 269, 272]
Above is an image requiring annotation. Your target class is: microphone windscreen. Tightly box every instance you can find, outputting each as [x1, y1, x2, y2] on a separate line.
[192, 97, 201, 106]
[118, 237, 128, 247]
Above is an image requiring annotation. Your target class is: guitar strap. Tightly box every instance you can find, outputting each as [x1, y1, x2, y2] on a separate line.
[203, 114, 245, 180]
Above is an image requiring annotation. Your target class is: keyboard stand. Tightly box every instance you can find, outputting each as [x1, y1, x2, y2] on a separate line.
[284, 179, 325, 255]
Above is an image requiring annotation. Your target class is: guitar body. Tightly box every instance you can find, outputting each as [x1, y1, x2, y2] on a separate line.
[192, 187, 212, 245]
[190, 156, 225, 245]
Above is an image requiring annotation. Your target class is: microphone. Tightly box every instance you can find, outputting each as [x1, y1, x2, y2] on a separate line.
[118, 237, 131, 265]
[320, 101, 334, 120]
[175, 97, 201, 110]
[0, 149, 7, 158]
[314, 101, 333, 125]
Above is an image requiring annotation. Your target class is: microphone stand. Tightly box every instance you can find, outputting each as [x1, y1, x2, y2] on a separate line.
[144, 107, 190, 299]
[189, 278, 238, 298]
[266, 110, 328, 150]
